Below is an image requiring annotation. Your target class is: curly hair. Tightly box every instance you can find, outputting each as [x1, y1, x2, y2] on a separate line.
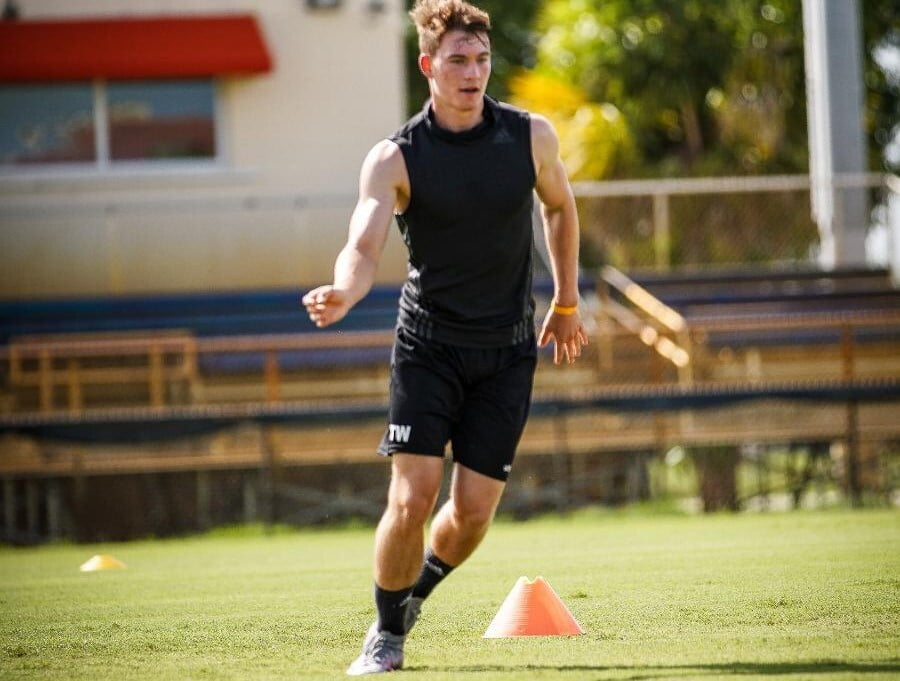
[409, 0, 491, 56]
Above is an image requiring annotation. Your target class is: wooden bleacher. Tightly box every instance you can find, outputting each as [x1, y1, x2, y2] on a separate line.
[1, 270, 898, 453]
[5, 329, 199, 412]
[1, 269, 898, 540]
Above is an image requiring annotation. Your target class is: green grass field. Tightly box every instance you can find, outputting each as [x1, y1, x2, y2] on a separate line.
[2, 508, 899, 680]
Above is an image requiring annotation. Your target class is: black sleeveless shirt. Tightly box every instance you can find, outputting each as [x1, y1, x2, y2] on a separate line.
[389, 97, 536, 347]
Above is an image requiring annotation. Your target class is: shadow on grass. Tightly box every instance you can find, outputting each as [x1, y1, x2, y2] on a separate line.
[409, 660, 900, 677]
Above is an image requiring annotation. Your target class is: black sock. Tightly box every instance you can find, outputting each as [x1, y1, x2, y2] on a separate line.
[374, 583, 413, 636]
[411, 548, 455, 600]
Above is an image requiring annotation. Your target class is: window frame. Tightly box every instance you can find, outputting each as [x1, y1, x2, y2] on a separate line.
[0, 78, 225, 176]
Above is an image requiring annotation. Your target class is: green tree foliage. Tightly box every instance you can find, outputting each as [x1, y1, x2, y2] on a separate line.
[708, 1, 807, 173]
[528, 0, 897, 176]
[863, 1, 899, 173]
[508, 70, 633, 180]
[532, 0, 807, 176]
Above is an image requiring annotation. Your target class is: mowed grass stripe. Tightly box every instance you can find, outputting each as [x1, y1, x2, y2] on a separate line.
[1, 509, 898, 680]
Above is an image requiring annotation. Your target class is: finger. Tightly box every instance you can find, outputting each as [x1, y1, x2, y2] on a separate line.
[571, 339, 581, 359]
[578, 327, 589, 346]
[314, 299, 338, 314]
[303, 288, 328, 307]
[553, 338, 562, 365]
[538, 327, 551, 348]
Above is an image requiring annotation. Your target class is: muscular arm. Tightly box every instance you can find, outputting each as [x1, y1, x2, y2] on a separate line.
[302, 140, 408, 327]
[531, 114, 588, 364]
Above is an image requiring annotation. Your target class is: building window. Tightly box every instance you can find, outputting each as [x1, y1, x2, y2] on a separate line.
[108, 80, 216, 161]
[0, 79, 217, 169]
[0, 83, 95, 164]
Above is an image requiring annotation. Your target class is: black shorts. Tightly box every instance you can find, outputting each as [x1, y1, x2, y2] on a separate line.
[377, 326, 537, 481]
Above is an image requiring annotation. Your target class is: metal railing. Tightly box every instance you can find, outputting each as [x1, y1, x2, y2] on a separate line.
[595, 266, 692, 381]
[572, 172, 897, 275]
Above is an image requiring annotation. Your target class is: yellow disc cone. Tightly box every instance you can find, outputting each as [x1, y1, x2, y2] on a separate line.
[79, 554, 126, 572]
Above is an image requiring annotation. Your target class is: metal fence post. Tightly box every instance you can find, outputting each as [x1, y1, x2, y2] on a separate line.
[653, 193, 671, 271]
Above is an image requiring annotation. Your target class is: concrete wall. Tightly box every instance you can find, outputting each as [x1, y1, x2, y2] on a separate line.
[0, 0, 410, 298]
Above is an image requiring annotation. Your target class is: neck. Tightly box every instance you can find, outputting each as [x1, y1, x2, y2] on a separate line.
[430, 95, 485, 132]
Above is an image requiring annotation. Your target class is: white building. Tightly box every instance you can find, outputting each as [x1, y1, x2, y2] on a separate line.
[0, 0, 408, 298]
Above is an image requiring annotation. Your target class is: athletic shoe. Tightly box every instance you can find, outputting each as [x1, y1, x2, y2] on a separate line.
[404, 596, 424, 634]
[346, 622, 405, 676]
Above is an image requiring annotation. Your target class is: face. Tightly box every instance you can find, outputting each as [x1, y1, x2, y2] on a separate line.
[420, 29, 491, 113]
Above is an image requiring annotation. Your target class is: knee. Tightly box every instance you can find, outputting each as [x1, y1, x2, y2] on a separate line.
[386, 457, 442, 527]
[451, 496, 496, 530]
[389, 488, 437, 528]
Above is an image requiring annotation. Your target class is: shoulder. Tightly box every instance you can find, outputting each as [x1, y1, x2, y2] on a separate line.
[390, 108, 428, 147]
[361, 139, 407, 190]
[367, 138, 404, 164]
[490, 98, 534, 141]
[364, 137, 406, 170]
[489, 97, 557, 153]
[528, 113, 560, 164]
[492, 98, 530, 122]
[528, 114, 558, 148]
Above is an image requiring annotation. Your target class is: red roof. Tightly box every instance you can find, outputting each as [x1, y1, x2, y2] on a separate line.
[0, 14, 273, 82]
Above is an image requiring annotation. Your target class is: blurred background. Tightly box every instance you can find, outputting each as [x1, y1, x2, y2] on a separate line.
[0, 0, 898, 543]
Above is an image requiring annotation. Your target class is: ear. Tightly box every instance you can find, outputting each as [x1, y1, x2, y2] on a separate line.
[418, 53, 432, 79]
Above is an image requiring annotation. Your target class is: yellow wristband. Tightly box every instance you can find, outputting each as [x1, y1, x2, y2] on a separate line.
[552, 302, 578, 316]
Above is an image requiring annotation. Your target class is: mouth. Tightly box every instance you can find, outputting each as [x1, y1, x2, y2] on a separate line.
[459, 87, 480, 94]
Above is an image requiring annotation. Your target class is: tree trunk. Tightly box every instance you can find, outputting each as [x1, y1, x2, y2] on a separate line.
[680, 99, 704, 164]
[692, 446, 739, 511]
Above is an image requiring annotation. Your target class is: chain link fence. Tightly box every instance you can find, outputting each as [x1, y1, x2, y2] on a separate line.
[573, 174, 897, 273]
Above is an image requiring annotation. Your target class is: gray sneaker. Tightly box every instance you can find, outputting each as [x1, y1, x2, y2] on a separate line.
[403, 597, 424, 634]
[346, 623, 405, 676]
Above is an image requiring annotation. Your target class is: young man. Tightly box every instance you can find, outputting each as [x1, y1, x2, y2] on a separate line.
[302, 0, 587, 674]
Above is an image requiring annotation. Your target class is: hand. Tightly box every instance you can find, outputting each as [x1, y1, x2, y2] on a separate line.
[538, 307, 589, 365]
[302, 286, 352, 328]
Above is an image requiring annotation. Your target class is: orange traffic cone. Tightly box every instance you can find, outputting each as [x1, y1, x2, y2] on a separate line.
[483, 576, 584, 637]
